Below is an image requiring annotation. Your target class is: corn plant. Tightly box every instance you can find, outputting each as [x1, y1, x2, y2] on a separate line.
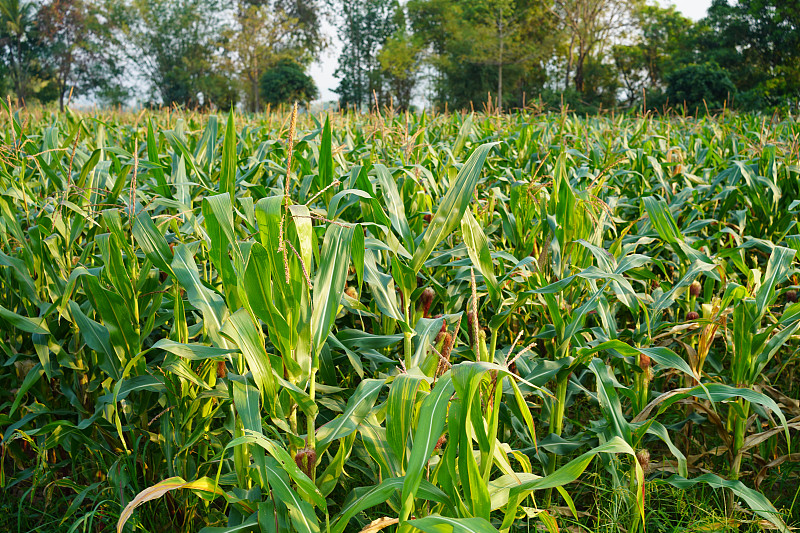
[0, 103, 798, 533]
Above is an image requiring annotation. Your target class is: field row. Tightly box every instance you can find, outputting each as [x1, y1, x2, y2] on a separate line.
[1, 106, 799, 532]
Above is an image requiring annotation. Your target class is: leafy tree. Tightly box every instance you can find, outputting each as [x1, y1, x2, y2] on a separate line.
[666, 62, 736, 112]
[580, 56, 620, 108]
[202, 72, 238, 110]
[612, 4, 695, 104]
[378, 11, 422, 109]
[465, 0, 535, 108]
[243, 0, 326, 55]
[0, 0, 44, 101]
[124, 0, 227, 107]
[408, 0, 556, 110]
[260, 58, 318, 106]
[36, 0, 126, 110]
[221, 2, 307, 111]
[699, 0, 800, 107]
[334, 0, 397, 109]
[551, 0, 635, 93]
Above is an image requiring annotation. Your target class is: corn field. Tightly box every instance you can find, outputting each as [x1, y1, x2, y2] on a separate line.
[1, 103, 799, 533]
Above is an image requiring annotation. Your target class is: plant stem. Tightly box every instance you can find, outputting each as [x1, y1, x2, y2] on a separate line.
[404, 294, 413, 368]
[307, 367, 317, 482]
[726, 399, 750, 514]
[545, 373, 569, 508]
[489, 326, 499, 363]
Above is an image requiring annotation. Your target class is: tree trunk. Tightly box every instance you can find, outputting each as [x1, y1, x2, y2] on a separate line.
[565, 35, 575, 91]
[497, 13, 503, 112]
[575, 49, 586, 92]
[253, 75, 260, 112]
[498, 63, 503, 112]
[14, 37, 25, 102]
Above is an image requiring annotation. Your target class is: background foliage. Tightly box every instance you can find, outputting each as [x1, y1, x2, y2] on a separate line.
[0, 0, 798, 111]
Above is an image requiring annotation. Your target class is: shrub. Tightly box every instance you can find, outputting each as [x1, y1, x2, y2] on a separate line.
[666, 63, 736, 113]
[260, 59, 318, 107]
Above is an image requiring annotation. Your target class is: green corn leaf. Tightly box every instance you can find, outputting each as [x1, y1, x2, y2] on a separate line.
[651, 260, 718, 317]
[242, 242, 293, 358]
[400, 373, 455, 522]
[317, 378, 385, 448]
[69, 300, 121, 380]
[133, 210, 173, 275]
[149, 339, 237, 361]
[663, 474, 789, 533]
[146, 118, 170, 198]
[645, 421, 688, 477]
[220, 108, 236, 198]
[754, 246, 795, 317]
[580, 340, 698, 381]
[587, 358, 633, 444]
[317, 433, 357, 497]
[461, 209, 499, 303]
[501, 437, 642, 530]
[411, 143, 498, 272]
[638, 383, 789, 443]
[312, 223, 353, 357]
[642, 196, 682, 245]
[318, 115, 333, 192]
[203, 193, 243, 307]
[171, 243, 229, 346]
[452, 113, 473, 158]
[374, 163, 413, 251]
[332, 478, 451, 533]
[229, 430, 327, 510]
[509, 378, 537, 451]
[83, 275, 138, 363]
[386, 374, 426, 468]
[221, 309, 277, 414]
[161, 356, 211, 390]
[409, 515, 498, 533]
[264, 457, 320, 533]
[410, 316, 447, 369]
[9, 363, 44, 416]
[451, 363, 495, 518]
[359, 416, 401, 479]
[364, 249, 403, 320]
[0, 304, 49, 335]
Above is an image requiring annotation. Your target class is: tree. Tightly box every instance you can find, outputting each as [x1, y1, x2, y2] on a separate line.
[699, 0, 800, 106]
[244, 0, 326, 56]
[377, 11, 422, 109]
[260, 58, 318, 106]
[551, 0, 634, 93]
[666, 62, 736, 112]
[0, 0, 39, 101]
[124, 0, 227, 107]
[465, 0, 534, 109]
[221, 1, 316, 111]
[36, 0, 126, 110]
[612, 3, 695, 104]
[334, 0, 397, 109]
[408, 0, 557, 110]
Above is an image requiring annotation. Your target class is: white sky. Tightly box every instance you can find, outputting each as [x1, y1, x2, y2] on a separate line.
[308, 0, 714, 104]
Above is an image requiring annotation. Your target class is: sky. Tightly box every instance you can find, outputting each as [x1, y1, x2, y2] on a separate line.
[308, 0, 714, 104]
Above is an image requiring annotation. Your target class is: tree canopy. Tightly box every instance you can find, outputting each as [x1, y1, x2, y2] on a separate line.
[0, 0, 797, 112]
[260, 58, 319, 106]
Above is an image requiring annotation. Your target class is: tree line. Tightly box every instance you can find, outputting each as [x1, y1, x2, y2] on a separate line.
[1, 0, 797, 112]
[338, 0, 800, 112]
[0, 0, 321, 111]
